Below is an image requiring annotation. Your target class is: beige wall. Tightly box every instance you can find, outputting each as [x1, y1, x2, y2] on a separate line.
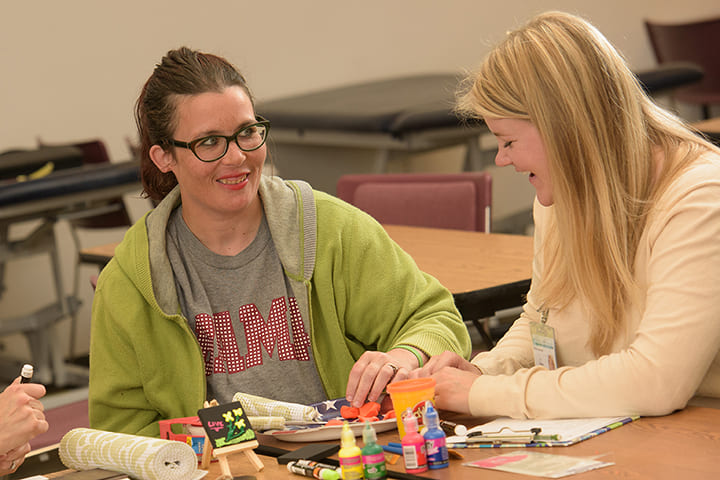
[3, 1, 719, 157]
[1, 1, 719, 371]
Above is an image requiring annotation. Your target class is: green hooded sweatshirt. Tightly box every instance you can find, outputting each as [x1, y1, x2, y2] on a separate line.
[89, 176, 470, 437]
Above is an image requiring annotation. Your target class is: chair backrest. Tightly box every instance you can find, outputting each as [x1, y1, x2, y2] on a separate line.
[644, 17, 720, 107]
[336, 172, 492, 232]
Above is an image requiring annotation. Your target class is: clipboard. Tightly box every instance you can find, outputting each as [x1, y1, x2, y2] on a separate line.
[446, 415, 639, 448]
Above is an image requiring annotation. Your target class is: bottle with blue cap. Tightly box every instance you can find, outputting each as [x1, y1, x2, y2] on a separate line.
[421, 401, 448, 469]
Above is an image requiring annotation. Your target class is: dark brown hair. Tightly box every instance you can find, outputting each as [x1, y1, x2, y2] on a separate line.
[135, 47, 254, 202]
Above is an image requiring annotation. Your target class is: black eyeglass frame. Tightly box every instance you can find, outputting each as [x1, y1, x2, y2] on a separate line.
[170, 116, 271, 162]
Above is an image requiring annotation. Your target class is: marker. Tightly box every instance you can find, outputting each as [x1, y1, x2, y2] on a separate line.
[287, 459, 341, 480]
[20, 364, 33, 383]
[440, 420, 467, 437]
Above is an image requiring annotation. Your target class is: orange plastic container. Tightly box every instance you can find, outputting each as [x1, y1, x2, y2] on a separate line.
[386, 378, 436, 437]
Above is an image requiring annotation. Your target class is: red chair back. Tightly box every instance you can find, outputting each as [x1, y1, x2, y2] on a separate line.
[337, 172, 492, 232]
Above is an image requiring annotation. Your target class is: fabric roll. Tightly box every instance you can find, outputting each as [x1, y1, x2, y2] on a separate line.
[247, 416, 287, 431]
[233, 392, 320, 423]
[59, 428, 207, 480]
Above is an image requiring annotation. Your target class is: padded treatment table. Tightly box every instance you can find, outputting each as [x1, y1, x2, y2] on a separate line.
[256, 65, 703, 193]
[0, 145, 85, 181]
[257, 73, 488, 175]
[0, 158, 141, 385]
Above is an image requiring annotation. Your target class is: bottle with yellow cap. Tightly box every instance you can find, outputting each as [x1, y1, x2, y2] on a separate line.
[339, 421, 364, 479]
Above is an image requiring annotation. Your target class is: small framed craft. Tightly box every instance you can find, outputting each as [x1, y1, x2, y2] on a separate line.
[197, 400, 264, 476]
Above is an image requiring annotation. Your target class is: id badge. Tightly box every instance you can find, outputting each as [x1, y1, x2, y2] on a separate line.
[530, 321, 557, 370]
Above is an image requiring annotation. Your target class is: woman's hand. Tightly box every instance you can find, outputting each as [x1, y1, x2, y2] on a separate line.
[0, 443, 31, 475]
[408, 351, 482, 415]
[410, 350, 479, 377]
[0, 377, 48, 475]
[428, 366, 481, 415]
[345, 349, 420, 407]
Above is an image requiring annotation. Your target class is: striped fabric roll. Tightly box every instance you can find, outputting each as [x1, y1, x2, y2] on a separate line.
[59, 428, 207, 480]
[247, 416, 287, 431]
[233, 392, 321, 423]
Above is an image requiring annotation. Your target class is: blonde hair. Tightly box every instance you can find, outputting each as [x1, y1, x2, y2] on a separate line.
[458, 11, 719, 355]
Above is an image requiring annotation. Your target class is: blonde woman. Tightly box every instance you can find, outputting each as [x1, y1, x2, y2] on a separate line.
[413, 11, 720, 419]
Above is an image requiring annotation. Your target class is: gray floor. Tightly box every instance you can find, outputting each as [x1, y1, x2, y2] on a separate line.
[43, 386, 88, 410]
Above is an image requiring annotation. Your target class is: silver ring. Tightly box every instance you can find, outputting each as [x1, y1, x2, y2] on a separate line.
[10, 460, 16, 470]
[387, 363, 399, 376]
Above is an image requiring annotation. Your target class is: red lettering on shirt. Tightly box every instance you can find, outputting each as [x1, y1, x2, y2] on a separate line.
[194, 297, 310, 376]
[239, 297, 310, 367]
[195, 311, 245, 375]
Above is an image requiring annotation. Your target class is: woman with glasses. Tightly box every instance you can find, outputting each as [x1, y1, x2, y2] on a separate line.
[88, 47, 470, 436]
[411, 12, 720, 419]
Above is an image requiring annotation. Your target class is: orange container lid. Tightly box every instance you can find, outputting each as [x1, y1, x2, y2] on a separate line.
[386, 377, 436, 393]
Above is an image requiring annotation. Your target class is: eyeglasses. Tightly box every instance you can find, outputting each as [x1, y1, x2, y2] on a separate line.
[170, 116, 270, 162]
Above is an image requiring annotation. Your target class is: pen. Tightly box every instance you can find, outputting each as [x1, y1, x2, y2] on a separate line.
[381, 443, 403, 455]
[20, 364, 33, 383]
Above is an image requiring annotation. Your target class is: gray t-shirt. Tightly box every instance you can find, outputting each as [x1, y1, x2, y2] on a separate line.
[166, 206, 326, 405]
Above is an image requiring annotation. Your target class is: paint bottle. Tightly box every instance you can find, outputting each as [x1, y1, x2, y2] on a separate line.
[361, 421, 387, 480]
[400, 408, 427, 474]
[338, 421, 365, 480]
[422, 401, 448, 469]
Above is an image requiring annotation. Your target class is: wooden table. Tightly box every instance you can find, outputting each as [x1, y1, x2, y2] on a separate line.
[692, 117, 720, 145]
[251, 407, 720, 479]
[45, 406, 714, 479]
[692, 117, 720, 134]
[81, 225, 533, 293]
[383, 225, 533, 345]
[42, 407, 720, 479]
[382, 225, 532, 294]
[78, 242, 119, 268]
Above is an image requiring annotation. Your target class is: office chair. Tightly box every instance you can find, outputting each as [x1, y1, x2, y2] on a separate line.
[634, 62, 704, 97]
[336, 172, 492, 232]
[645, 17, 720, 119]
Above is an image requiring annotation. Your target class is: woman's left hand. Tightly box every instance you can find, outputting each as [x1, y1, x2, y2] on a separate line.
[430, 366, 482, 415]
[345, 350, 415, 407]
